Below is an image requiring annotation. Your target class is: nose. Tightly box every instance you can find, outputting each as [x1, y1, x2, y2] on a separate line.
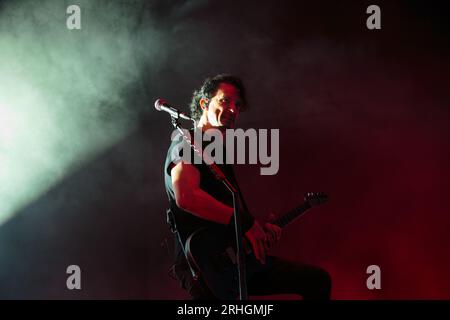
[224, 107, 237, 118]
[228, 103, 238, 114]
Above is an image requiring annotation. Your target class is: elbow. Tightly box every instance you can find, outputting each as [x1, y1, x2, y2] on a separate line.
[175, 191, 194, 211]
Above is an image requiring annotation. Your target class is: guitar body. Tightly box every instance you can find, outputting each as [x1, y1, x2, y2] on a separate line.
[183, 192, 328, 299]
[185, 227, 272, 300]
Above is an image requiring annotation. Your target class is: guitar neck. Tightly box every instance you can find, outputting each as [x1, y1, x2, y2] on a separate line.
[273, 202, 312, 228]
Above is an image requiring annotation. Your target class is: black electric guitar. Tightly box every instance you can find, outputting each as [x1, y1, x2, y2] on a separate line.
[184, 192, 328, 299]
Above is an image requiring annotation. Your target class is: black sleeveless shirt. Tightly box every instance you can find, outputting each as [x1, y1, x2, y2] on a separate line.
[164, 129, 255, 263]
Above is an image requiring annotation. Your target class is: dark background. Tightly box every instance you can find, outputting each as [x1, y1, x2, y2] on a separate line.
[0, 0, 449, 299]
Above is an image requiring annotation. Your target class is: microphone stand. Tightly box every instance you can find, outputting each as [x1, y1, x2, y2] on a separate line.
[169, 113, 248, 300]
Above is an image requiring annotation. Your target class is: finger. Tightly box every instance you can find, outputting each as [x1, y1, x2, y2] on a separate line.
[268, 230, 275, 245]
[258, 240, 266, 264]
[263, 233, 270, 249]
[266, 223, 280, 235]
[275, 228, 282, 241]
[266, 236, 274, 250]
[269, 225, 281, 241]
[271, 231, 277, 246]
[251, 238, 262, 263]
[269, 232, 276, 248]
[270, 228, 277, 241]
[270, 229, 278, 247]
[265, 223, 272, 231]
[264, 237, 270, 251]
[255, 234, 267, 264]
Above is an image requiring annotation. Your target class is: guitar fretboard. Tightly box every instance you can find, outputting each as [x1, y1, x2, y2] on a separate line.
[273, 202, 312, 228]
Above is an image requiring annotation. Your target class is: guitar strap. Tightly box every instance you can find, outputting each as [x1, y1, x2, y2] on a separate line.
[166, 201, 199, 281]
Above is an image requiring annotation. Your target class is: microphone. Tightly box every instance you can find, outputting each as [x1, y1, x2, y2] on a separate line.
[154, 99, 193, 121]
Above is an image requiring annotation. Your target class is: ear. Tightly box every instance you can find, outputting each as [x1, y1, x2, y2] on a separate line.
[199, 98, 209, 110]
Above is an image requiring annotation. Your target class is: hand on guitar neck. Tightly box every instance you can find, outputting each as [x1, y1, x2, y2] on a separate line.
[244, 219, 282, 265]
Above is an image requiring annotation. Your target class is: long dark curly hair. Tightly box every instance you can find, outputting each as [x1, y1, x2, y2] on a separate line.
[189, 74, 248, 121]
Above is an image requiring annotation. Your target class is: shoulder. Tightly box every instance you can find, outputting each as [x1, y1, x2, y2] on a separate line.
[165, 129, 204, 176]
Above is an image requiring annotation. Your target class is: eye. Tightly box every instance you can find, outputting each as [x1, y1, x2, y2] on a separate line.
[219, 98, 229, 105]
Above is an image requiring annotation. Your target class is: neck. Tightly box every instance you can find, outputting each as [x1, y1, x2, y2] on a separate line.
[196, 115, 211, 131]
[197, 115, 227, 135]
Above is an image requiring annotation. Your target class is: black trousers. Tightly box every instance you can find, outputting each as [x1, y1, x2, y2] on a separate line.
[173, 256, 332, 300]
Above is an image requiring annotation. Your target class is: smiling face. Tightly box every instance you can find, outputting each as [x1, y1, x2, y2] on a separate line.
[199, 83, 243, 130]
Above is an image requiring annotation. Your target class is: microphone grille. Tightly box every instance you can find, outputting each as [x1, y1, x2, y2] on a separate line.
[154, 99, 166, 111]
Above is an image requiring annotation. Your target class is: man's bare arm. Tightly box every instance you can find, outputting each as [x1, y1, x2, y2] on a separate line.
[171, 161, 234, 225]
[171, 161, 279, 265]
